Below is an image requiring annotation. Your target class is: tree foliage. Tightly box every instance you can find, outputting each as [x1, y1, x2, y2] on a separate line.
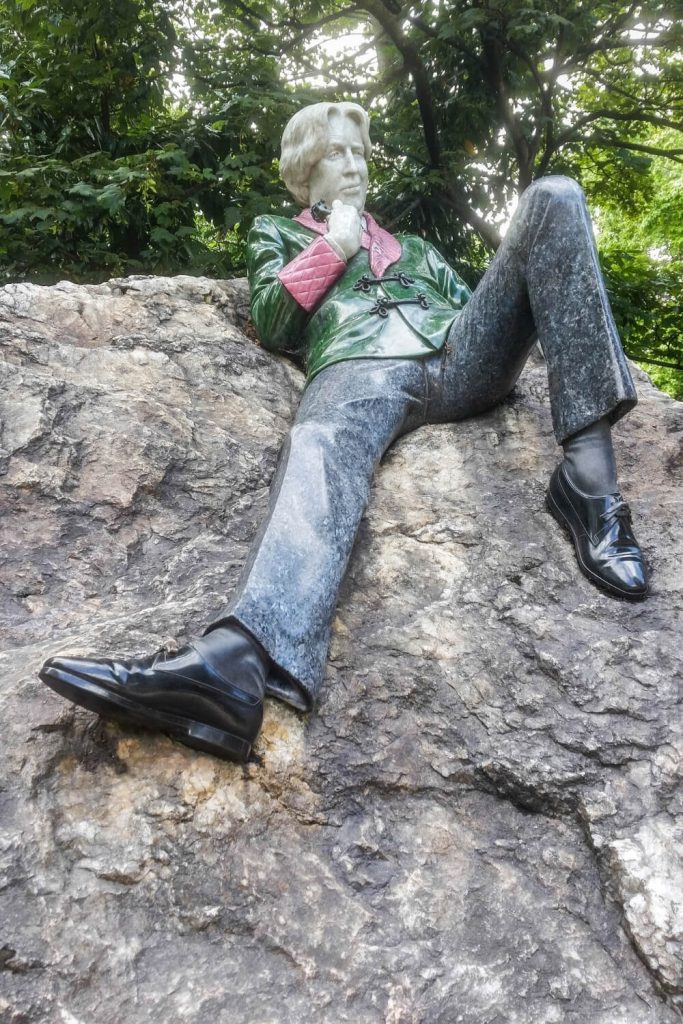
[591, 131, 683, 397]
[1, 0, 681, 394]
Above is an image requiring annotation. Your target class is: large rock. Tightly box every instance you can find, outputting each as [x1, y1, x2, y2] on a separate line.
[1, 274, 681, 1023]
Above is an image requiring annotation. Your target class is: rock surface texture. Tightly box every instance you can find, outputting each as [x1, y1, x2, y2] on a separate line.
[1, 274, 681, 1024]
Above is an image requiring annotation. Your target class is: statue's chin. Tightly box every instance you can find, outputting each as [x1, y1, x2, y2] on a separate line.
[311, 190, 366, 213]
[338, 189, 366, 211]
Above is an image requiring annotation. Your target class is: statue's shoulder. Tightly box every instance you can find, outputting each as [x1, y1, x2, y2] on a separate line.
[397, 232, 458, 264]
[394, 232, 443, 263]
[393, 232, 470, 290]
[249, 213, 313, 241]
[394, 231, 435, 254]
[396, 231, 434, 250]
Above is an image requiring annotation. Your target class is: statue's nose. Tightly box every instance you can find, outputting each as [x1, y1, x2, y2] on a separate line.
[342, 149, 358, 174]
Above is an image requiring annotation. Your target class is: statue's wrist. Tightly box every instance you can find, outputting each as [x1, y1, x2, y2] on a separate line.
[325, 235, 349, 262]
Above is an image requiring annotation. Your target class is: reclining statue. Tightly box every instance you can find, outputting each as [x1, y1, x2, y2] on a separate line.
[39, 101, 649, 762]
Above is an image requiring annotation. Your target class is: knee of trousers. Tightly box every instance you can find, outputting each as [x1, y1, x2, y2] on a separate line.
[288, 417, 380, 473]
[289, 418, 339, 450]
[524, 174, 585, 206]
[287, 418, 358, 466]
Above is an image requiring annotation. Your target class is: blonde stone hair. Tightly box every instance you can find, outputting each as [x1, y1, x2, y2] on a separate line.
[279, 102, 372, 206]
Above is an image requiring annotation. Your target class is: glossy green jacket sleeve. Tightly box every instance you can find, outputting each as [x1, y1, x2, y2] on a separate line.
[425, 242, 472, 310]
[246, 216, 309, 353]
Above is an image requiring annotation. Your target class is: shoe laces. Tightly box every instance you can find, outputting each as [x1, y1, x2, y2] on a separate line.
[601, 498, 632, 523]
[151, 643, 178, 662]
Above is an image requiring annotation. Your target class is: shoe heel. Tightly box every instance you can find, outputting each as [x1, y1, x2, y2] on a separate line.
[183, 721, 252, 762]
[546, 491, 570, 535]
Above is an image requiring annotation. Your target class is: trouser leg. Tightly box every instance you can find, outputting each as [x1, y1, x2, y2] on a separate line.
[206, 358, 425, 709]
[427, 176, 637, 442]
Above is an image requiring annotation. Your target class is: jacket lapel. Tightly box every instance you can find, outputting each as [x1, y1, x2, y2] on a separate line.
[363, 212, 402, 277]
[293, 208, 402, 277]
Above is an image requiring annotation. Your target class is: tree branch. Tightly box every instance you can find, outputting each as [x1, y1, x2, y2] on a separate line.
[359, 0, 442, 168]
[584, 136, 683, 164]
[580, 67, 679, 112]
[443, 184, 502, 250]
[630, 354, 683, 371]
[555, 108, 683, 148]
[557, 28, 681, 75]
[480, 32, 533, 189]
[358, 0, 506, 249]
[506, 40, 556, 173]
[407, 12, 480, 62]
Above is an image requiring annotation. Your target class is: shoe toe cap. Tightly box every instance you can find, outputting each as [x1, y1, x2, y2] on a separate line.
[39, 655, 76, 682]
[39, 655, 123, 687]
[599, 553, 649, 598]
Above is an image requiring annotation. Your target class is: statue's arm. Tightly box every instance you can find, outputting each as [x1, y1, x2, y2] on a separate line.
[424, 242, 472, 310]
[246, 216, 311, 353]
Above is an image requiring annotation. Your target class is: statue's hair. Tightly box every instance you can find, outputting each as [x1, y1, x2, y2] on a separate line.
[280, 102, 371, 206]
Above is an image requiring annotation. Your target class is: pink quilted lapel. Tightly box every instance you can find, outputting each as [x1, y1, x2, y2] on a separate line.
[293, 208, 402, 277]
[363, 212, 402, 277]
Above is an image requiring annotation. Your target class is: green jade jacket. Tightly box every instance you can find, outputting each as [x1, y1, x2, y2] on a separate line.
[246, 208, 472, 384]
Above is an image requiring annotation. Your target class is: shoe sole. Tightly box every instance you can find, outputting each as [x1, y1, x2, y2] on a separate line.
[40, 664, 252, 763]
[545, 490, 649, 602]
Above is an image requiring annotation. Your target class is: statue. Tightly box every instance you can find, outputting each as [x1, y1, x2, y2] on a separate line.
[39, 102, 649, 763]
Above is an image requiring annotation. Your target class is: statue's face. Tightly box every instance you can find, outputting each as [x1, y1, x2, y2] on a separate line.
[308, 112, 368, 212]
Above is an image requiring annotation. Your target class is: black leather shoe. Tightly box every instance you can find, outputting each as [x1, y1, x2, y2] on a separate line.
[546, 462, 649, 600]
[39, 632, 267, 762]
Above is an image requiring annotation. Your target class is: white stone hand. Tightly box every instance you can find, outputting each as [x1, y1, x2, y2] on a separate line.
[326, 199, 363, 260]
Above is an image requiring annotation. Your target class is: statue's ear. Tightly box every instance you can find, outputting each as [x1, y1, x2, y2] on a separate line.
[286, 185, 309, 207]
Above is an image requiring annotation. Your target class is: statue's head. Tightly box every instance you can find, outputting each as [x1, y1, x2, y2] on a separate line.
[280, 102, 371, 212]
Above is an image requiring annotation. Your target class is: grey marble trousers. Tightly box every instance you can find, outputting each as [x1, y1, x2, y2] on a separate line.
[207, 176, 637, 710]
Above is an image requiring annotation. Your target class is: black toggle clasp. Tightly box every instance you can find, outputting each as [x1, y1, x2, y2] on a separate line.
[368, 298, 391, 317]
[353, 272, 416, 293]
[353, 274, 373, 293]
[395, 272, 416, 287]
[368, 293, 430, 317]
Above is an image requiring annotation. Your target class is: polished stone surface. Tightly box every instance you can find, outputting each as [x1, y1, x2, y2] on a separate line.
[433, 177, 637, 442]
[220, 178, 638, 704]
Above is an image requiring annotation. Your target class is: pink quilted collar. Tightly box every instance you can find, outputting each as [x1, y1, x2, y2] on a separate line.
[293, 208, 402, 278]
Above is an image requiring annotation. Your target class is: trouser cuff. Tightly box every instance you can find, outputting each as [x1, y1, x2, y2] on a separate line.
[203, 613, 313, 713]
